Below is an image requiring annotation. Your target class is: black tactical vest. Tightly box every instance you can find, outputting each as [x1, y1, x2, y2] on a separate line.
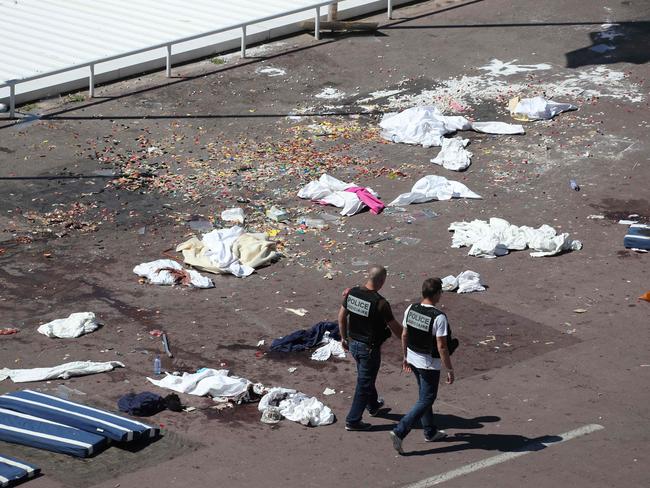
[346, 287, 390, 346]
[406, 304, 457, 357]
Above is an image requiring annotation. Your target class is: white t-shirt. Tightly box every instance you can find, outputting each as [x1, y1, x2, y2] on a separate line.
[402, 303, 448, 370]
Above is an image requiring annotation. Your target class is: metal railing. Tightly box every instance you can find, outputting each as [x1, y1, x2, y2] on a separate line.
[1, 1, 398, 119]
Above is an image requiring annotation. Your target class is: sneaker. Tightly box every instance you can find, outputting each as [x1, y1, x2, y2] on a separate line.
[390, 431, 404, 455]
[367, 398, 385, 417]
[424, 430, 447, 442]
[345, 421, 372, 431]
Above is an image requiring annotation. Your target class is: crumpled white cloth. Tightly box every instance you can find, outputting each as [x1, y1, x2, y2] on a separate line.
[379, 106, 524, 147]
[442, 271, 486, 293]
[133, 259, 214, 288]
[449, 217, 583, 258]
[471, 121, 526, 134]
[297, 174, 377, 216]
[147, 369, 251, 402]
[311, 333, 346, 361]
[202, 226, 255, 277]
[0, 361, 124, 383]
[389, 175, 481, 206]
[431, 137, 472, 171]
[37, 312, 99, 338]
[510, 96, 577, 121]
[258, 387, 334, 426]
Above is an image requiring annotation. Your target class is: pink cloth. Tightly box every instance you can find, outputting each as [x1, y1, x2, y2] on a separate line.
[345, 186, 385, 215]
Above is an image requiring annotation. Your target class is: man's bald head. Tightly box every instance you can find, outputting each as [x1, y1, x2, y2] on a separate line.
[366, 265, 387, 290]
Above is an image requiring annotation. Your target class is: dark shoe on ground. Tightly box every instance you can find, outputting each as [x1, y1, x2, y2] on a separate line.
[367, 398, 385, 417]
[390, 431, 404, 455]
[345, 421, 372, 431]
[424, 430, 447, 442]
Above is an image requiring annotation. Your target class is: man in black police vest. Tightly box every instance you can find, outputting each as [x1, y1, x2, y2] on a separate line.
[338, 265, 402, 431]
[390, 277, 457, 454]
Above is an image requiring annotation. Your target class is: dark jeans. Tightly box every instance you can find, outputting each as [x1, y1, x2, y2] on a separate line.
[346, 339, 382, 425]
[393, 367, 441, 439]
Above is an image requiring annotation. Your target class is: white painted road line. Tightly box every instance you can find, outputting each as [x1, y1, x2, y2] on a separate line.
[401, 423, 604, 488]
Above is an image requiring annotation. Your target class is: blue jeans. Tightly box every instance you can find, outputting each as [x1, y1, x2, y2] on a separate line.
[346, 339, 382, 425]
[393, 367, 441, 439]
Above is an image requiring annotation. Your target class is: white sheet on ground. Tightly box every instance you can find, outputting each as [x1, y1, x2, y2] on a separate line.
[258, 387, 334, 426]
[431, 137, 472, 171]
[449, 218, 583, 258]
[202, 227, 255, 277]
[311, 332, 346, 361]
[133, 259, 214, 288]
[471, 121, 525, 134]
[442, 271, 486, 293]
[389, 175, 481, 206]
[379, 106, 525, 147]
[510, 96, 577, 121]
[147, 369, 251, 402]
[0, 361, 124, 383]
[37, 312, 99, 338]
[297, 174, 377, 216]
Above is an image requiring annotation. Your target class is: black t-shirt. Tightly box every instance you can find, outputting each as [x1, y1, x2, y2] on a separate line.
[342, 286, 394, 324]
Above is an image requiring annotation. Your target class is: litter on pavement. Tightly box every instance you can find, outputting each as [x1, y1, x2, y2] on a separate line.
[431, 137, 472, 171]
[508, 96, 577, 121]
[441, 270, 486, 293]
[310, 331, 346, 361]
[624, 224, 650, 250]
[379, 106, 524, 148]
[449, 217, 583, 258]
[258, 387, 334, 427]
[389, 175, 481, 206]
[37, 312, 100, 339]
[298, 174, 383, 216]
[133, 259, 215, 288]
[0, 361, 125, 383]
[221, 207, 245, 224]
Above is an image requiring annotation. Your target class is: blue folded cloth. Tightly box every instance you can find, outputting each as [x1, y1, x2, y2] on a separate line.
[270, 321, 340, 352]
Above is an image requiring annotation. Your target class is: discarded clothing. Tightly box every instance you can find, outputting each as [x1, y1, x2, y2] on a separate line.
[133, 259, 214, 288]
[345, 186, 385, 215]
[441, 270, 486, 293]
[379, 106, 524, 147]
[147, 369, 251, 403]
[389, 175, 481, 206]
[0, 361, 124, 383]
[270, 321, 340, 353]
[177, 226, 279, 278]
[431, 137, 472, 171]
[118, 392, 166, 417]
[509, 96, 577, 121]
[311, 333, 346, 361]
[37, 312, 99, 339]
[258, 387, 334, 427]
[298, 174, 380, 216]
[449, 218, 583, 258]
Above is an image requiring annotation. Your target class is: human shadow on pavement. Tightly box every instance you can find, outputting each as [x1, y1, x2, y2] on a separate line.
[565, 22, 650, 68]
[402, 432, 563, 457]
[370, 413, 500, 432]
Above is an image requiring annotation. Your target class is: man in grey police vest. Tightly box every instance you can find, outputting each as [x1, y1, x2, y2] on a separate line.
[390, 277, 458, 454]
[338, 265, 402, 431]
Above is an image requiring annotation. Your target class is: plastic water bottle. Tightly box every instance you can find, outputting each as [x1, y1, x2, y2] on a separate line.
[153, 356, 161, 375]
[569, 179, 580, 191]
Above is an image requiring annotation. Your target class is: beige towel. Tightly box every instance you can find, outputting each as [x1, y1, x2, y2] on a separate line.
[176, 234, 279, 275]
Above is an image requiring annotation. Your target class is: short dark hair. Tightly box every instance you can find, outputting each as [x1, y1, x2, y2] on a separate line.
[422, 278, 442, 299]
